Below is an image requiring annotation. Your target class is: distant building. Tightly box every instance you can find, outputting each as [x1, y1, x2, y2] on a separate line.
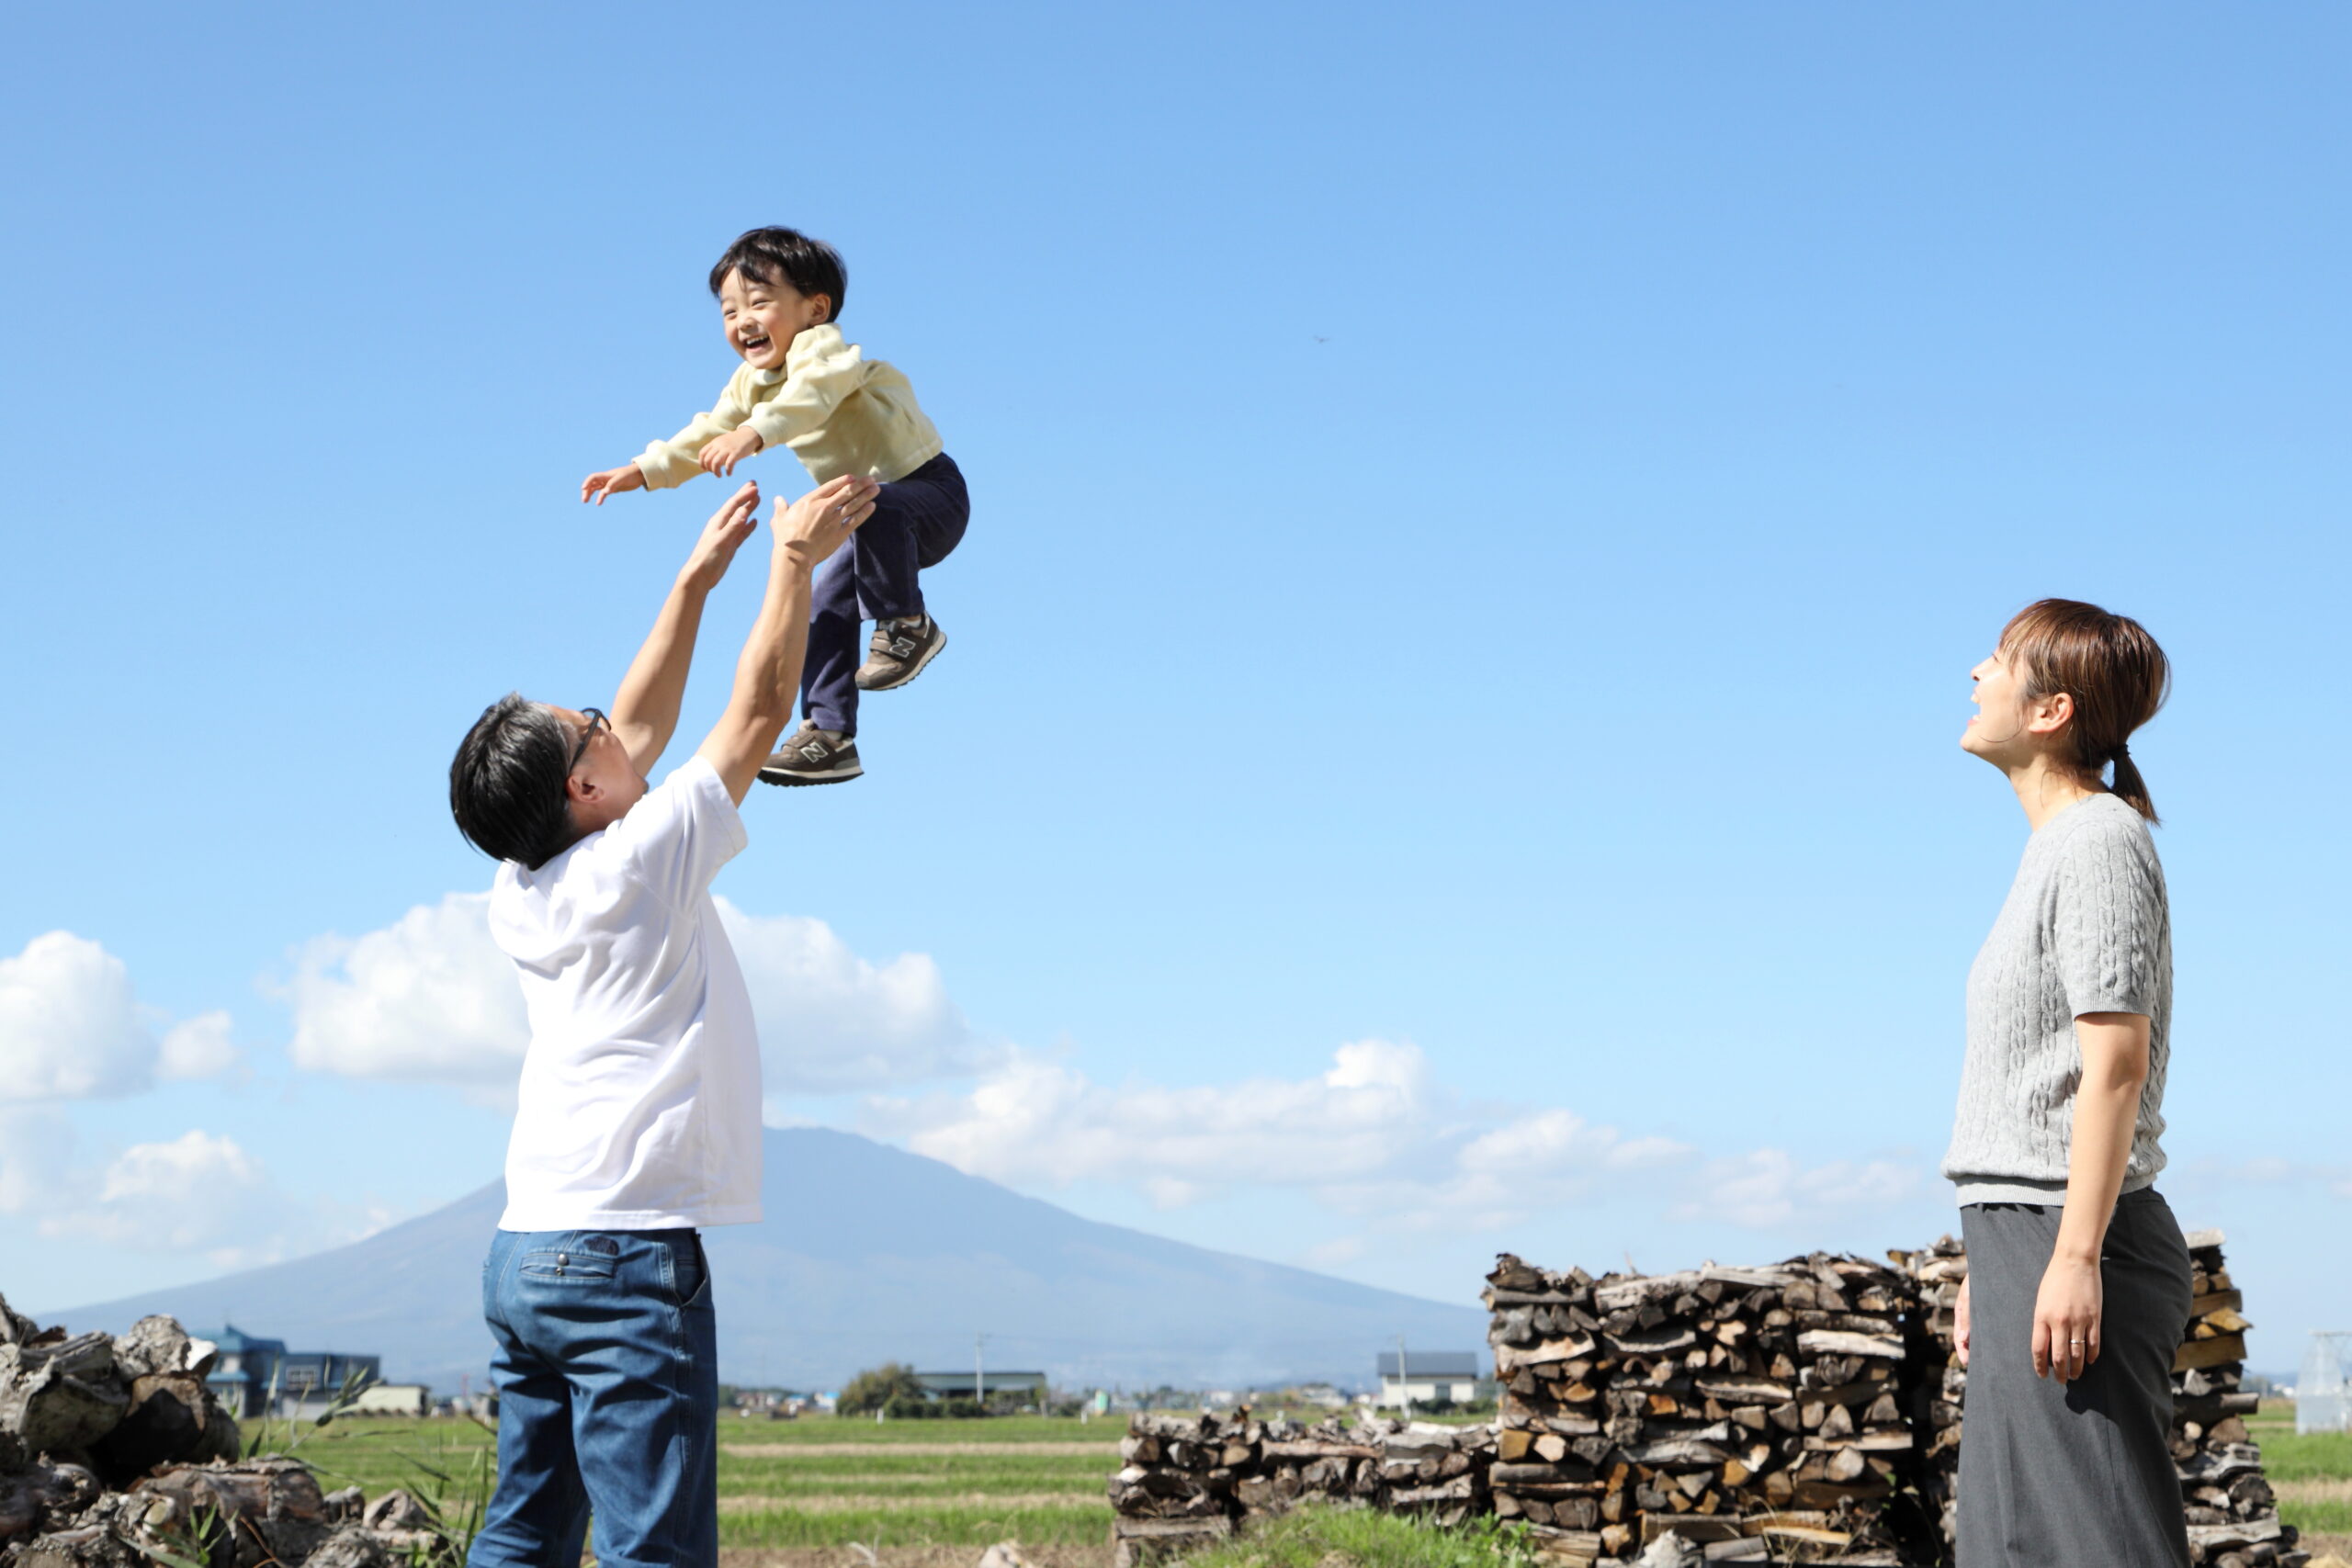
[198, 1324, 382, 1418]
[911, 1370, 1047, 1403]
[1375, 1351, 1491, 1407]
[351, 1384, 431, 1417]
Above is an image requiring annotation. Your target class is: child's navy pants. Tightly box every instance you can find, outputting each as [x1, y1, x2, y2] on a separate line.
[800, 452, 969, 737]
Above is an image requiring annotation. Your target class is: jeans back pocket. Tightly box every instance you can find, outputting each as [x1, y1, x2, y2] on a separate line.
[519, 1243, 616, 1283]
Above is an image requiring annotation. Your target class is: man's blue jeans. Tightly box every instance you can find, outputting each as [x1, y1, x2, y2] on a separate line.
[469, 1228, 717, 1568]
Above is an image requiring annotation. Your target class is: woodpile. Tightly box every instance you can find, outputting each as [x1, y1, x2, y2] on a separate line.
[0, 1293, 447, 1568]
[1486, 1250, 1928, 1565]
[1104, 1411, 1492, 1565]
[1099, 1227, 2305, 1565]
[1897, 1228, 2308, 1568]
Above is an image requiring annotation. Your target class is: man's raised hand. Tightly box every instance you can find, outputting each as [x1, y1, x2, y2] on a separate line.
[775, 474, 879, 564]
[582, 464, 648, 504]
[681, 482, 763, 590]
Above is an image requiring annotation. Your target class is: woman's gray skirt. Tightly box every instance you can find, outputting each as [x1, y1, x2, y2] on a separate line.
[1956, 1188, 2193, 1568]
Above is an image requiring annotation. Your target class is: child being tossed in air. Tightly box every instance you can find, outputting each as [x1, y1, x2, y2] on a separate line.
[582, 226, 967, 786]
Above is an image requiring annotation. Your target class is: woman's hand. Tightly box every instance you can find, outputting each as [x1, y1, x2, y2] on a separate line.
[2032, 1251, 2102, 1381]
[1954, 1275, 1972, 1367]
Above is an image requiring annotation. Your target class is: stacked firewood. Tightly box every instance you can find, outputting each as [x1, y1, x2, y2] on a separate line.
[2172, 1229, 2297, 1568]
[1895, 1228, 2307, 1568]
[1888, 1235, 1967, 1553]
[1105, 1412, 1492, 1566]
[1485, 1252, 1928, 1565]
[0, 1293, 448, 1568]
[1103, 1230, 2303, 1566]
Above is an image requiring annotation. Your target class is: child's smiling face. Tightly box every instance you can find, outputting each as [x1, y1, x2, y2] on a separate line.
[718, 267, 831, 372]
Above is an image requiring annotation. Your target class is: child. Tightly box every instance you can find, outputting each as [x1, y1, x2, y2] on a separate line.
[582, 227, 968, 785]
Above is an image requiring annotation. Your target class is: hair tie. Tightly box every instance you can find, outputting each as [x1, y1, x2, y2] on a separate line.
[2113, 742, 2132, 762]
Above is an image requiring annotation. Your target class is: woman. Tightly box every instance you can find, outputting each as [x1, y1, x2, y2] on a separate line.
[1943, 599, 2189, 1567]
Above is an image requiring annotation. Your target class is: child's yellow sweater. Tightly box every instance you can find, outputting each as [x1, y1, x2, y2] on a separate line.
[634, 323, 944, 491]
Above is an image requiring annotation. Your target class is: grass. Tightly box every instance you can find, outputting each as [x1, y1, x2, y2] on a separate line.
[1175, 1506, 1543, 1568]
[716, 1415, 1114, 1547]
[240, 1414, 498, 1518]
[722, 1503, 1111, 1549]
[2243, 1402, 2352, 1551]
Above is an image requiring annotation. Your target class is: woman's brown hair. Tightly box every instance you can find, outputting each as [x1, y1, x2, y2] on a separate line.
[1999, 598, 2171, 823]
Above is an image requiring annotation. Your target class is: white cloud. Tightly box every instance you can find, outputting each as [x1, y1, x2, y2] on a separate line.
[0, 932, 239, 1102]
[285, 894, 529, 1087]
[1329, 1107, 1698, 1233]
[20, 1129, 385, 1272]
[74, 1132, 266, 1250]
[285, 892, 1000, 1099]
[1669, 1149, 1922, 1229]
[867, 1039, 1438, 1203]
[0, 932, 160, 1101]
[863, 1041, 1935, 1240]
[158, 1011, 244, 1082]
[718, 899, 1001, 1093]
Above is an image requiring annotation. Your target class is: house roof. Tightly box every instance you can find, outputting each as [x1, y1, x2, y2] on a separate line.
[911, 1371, 1047, 1391]
[1376, 1351, 1483, 1379]
[199, 1324, 287, 1355]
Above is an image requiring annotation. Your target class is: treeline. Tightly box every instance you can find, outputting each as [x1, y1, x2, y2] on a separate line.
[834, 1361, 1075, 1418]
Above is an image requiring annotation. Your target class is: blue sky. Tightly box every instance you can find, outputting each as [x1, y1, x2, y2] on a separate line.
[3, 2, 2346, 1372]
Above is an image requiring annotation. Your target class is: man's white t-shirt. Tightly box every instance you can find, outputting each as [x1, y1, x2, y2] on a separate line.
[487, 756, 763, 1231]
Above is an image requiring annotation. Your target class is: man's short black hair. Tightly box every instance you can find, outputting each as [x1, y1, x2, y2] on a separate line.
[707, 227, 846, 321]
[449, 694, 577, 869]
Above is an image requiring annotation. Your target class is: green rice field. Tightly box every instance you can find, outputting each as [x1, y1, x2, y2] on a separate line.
[258, 1413, 1120, 1553]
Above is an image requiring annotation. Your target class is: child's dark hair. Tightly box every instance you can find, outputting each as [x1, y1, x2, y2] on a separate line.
[708, 228, 846, 321]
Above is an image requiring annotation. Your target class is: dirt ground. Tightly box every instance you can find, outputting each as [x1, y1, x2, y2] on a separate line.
[721, 1550, 1113, 1568]
[723, 1443, 1116, 1458]
[717, 1495, 1105, 1515]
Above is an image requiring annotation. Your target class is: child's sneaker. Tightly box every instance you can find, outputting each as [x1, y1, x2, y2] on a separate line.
[758, 724, 863, 786]
[855, 615, 947, 692]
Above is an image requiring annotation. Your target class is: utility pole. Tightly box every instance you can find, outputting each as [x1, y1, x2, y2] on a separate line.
[1395, 1335, 1411, 1421]
[976, 1332, 989, 1411]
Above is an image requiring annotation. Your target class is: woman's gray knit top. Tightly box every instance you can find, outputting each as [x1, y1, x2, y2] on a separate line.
[1941, 791, 2172, 1206]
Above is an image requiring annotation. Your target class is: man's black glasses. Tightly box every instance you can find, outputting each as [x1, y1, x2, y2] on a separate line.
[569, 708, 609, 773]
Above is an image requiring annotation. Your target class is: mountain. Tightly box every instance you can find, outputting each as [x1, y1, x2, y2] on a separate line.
[51, 1127, 1487, 1394]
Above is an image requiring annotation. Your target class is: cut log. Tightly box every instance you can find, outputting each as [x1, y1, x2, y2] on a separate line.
[1792, 1329, 1903, 1360]
[0, 1461, 103, 1546]
[1110, 1514, 1234, 1568]
[2173, 1334, 2247, 1372]
[0, 1335, 130, 1454]
[89, 1374, 239, 1486]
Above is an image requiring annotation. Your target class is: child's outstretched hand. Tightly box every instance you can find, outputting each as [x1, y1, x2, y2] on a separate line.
[698, 428, 764, 478]
[582, 464, 647, 504]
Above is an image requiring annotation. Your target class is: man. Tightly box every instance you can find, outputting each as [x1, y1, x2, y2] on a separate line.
[447, 472, 877, 1568]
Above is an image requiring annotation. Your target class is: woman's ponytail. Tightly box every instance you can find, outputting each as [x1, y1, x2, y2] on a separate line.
[2108, 740, 2157, 826]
